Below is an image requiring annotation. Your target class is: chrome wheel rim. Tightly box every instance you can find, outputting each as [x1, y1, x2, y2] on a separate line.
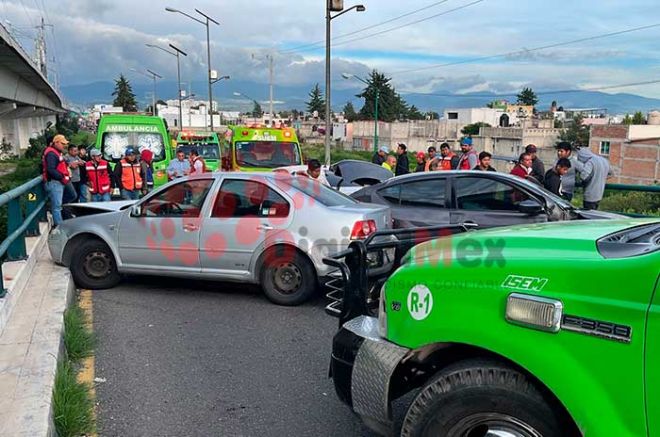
[272, 263, 302, 294]
[83, 251, 111, 279]
[447, 413, 543, 437]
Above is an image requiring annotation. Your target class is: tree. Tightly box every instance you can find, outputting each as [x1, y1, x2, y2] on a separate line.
[622, 114, 633, 125]
[461, 122, 491, 136]
[342, 102, 358, 122]
[632, 111, 646, 125]
[559, 114, 590, 147]
[516, 87, 539, 106]
[306, 83, 325, 117]
[357, 70, 410, 122]
[252, 101, 264, 118]
[112, 74, 138, 112]
[407, 105, 424, 120]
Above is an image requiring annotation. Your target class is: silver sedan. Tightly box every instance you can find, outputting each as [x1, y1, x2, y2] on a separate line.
[48, 172, 391, 305]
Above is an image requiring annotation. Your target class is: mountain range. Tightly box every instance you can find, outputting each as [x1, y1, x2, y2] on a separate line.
[61, 79, 660, 116]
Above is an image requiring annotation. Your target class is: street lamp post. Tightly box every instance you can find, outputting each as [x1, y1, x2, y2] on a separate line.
[342, 73, 378, 152]
[325, 1, 365, 166]
[129, 68, 162, 116]
[146, 43, 187, 129]
[166, 7, 219, 131]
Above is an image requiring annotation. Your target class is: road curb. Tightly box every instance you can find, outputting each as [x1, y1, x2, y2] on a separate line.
[0, 244, 75, 436]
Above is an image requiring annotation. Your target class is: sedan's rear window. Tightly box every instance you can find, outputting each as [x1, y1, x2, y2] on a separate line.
[281, 176, 357, 207]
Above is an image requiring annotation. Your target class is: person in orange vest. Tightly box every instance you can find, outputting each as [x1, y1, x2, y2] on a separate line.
[457, 137, 478, 170]
[189, 148, 207, 174]
[113, 147, 144, 200]
[437, 143, 459, 170]
[86, 149, 112, 202]
[42, 134, 77, 225]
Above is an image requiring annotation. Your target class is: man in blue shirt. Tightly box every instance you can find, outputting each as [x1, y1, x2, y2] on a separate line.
[167, 149, 191, 180]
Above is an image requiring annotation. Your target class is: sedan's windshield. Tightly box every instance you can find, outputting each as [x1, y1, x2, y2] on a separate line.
[235, 141, 301, 168]
[102, 132, 165, 162]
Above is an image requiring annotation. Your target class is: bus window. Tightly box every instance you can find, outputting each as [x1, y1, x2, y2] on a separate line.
[234, 141, 301, 168]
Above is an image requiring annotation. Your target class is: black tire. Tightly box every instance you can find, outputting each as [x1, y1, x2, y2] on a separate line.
[401, 358, 573, 437]
[259, 247, 317, 306]
[70, 239, 121, 290]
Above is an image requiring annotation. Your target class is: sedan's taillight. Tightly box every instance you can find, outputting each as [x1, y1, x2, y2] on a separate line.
[350, 219, 377, 240]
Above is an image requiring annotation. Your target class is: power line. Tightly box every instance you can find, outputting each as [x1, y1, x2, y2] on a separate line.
[282, 0, 483, 55]
[390, 22, 660, 76]
[279, 0, 451, 54]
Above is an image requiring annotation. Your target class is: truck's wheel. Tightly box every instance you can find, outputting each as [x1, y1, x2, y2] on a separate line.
[70, 239, 121, 290]
[260, 247, 316, 306]
[401, 359, 572, 437]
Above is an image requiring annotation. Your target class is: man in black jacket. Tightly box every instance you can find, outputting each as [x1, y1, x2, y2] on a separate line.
[371, 146, 389, 165]
[525, 144, 545, 183]
[543, 158, 572, 196]
[395, 143, 409, 176]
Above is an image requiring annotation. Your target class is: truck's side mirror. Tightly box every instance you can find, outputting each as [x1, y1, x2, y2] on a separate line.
[518, 199, 544, 215]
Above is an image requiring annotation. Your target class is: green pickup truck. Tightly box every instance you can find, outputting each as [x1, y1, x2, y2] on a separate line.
[326, 219, 660, 437]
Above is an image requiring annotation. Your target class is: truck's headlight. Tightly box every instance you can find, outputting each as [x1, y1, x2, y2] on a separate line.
[378, 283, 387, 338]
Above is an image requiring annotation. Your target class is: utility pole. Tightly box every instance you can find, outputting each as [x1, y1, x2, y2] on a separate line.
[34, 18, 50, 77]
[268, 54, 274, 120]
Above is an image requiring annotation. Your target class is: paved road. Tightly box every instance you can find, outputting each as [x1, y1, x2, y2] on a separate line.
[93, 276, 407, 436]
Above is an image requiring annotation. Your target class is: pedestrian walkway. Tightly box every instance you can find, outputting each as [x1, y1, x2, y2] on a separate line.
[0, 246, 72, 436]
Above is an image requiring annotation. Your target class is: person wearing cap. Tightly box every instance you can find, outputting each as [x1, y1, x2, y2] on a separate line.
[438, 143, 459, 171]
[457, 137, 478, 170]
[525, 144, 545, 184]
[474, 151, 496, 171]
[415, 151, 427, 172]
[395, 143, 410, 176]
[372, 145, 389, 166]
[86, 149, 112, 202]
[42, 134, 77, 225]
[113, 147, 144, 200]
[167, 148, 191, 180]
[555, 142, 584, 201]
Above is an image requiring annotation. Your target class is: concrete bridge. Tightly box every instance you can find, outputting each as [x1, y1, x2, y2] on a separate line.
[0, 23, 65, 156]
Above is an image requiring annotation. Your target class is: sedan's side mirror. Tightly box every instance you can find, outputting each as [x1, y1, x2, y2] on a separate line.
[130, 205, 142, 217]
[518, 199, 544, 215]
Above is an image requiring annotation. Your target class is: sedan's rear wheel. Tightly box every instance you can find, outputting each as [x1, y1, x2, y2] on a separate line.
[70, 240, 121, 289]
[260, 247, 316, 306]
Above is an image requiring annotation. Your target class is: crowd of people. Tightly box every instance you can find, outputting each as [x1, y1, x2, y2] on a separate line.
[372, 138, 610, 210]
[42, 134, 211, 226]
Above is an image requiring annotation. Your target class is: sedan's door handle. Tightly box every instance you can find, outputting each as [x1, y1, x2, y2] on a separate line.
[257, 224, 274, 231]
[183, 224, 199, 232]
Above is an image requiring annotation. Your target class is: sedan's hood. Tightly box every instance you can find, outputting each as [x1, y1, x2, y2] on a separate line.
[64, 200, 135, 217]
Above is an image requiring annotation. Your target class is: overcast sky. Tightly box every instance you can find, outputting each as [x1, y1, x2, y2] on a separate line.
[3, 0, 660, 99]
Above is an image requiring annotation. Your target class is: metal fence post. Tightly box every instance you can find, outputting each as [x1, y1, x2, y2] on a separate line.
[38, 182, 48, 222]
[25, 186, 41, 237]
[6, 198, 27, 261]
[0, 264, 6, 298]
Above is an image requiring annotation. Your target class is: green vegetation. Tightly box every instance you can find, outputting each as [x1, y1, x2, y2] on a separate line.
[53, 302, 96, 437]
[52, 360, 95, 437]
[0, 159, 41, 241]
[600, 191, 660, 217]
[63, 305, 96, 361]
[559, 114, 590, 147]
[302, 145, 373, 163]
[112, 74, 138, 112]
[516, 87, 539, 106]
[306, 83, 326, 116]
[342, 101, 358, 122]
[461, 122, 491, 136]
[623, 111, 646, 125]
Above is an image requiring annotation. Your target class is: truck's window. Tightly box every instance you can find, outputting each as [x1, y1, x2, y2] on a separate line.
[102, 132, 165, 162]
[235, 142, 301, 168]
[455, 177, 529, 211]
[176, 144, 220, 160]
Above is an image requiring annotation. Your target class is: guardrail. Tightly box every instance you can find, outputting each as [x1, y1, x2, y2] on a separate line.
[0, 176, 47, 297]
[605, 183, 660, 193]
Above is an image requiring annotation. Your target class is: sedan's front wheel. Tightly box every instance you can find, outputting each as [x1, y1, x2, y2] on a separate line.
[70, 240, 121, 289]
[260, 247, 316, 306]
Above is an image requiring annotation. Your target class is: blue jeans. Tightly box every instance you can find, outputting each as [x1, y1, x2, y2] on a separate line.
[92, 192, 111, 202]
[45, 181, 76, 225]
[79, 183, 88, 203]
[121, 189, 140, 200]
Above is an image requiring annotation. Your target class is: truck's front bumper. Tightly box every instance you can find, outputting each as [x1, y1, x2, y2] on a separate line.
[331, 316, 410, 435]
